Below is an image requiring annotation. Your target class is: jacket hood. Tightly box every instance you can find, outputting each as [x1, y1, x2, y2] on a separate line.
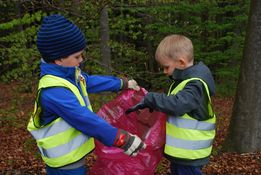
[40, 62, 79, 84]
[171, 61, 215, 95]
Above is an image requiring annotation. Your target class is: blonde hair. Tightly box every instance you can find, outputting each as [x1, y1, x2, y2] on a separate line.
[155, 34, 194, 62]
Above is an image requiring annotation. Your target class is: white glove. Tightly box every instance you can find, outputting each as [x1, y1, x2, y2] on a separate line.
[128, 79, 140, 91]
[124, 134, 146, 156]
[113, 129, 146, 156]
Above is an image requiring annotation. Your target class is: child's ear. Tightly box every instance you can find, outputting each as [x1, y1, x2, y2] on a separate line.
[54, 59, 63, 65]
[178, 57, 187, 68]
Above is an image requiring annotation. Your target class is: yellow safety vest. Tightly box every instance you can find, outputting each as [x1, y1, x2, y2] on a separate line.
[27, 74, 95, 168]
[164, 78, 216, 160]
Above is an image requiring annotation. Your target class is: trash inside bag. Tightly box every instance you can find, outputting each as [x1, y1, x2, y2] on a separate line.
[89, 88, 166, 175]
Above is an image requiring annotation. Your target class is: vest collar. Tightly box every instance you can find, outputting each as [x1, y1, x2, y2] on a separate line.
[170, 61, 215, 96]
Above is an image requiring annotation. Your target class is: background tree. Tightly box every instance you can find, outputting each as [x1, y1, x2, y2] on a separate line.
[224, 0, 261, 152]
[0, 0, 250, 95]
[100, 4, 111, 74]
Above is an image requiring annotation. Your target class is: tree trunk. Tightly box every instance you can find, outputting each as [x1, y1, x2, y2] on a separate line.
[224, 0, 261, 152]
[15, 1, 23, 32]
[144, 15, 157, 73]
[100, 5, 111, 74]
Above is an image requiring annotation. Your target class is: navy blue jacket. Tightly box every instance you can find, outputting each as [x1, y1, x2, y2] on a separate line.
[39, 62, 121, 146]
[143, 61, 215, 166]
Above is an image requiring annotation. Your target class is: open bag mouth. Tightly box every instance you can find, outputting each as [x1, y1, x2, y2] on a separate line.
[90, 88, 166, 175]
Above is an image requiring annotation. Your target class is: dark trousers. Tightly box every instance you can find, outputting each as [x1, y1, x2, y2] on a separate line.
[170, 161, 203, 175]
[46, 165, 87, 175]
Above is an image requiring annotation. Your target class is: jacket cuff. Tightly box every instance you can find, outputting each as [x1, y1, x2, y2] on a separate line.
[121, 77, 128, 90]
[113, 129, 128, 147]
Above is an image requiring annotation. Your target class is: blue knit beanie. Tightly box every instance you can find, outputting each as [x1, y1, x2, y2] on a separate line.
[37, 14, 86, 62]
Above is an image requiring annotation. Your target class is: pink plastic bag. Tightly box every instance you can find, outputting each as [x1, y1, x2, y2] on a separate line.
[89, 89, 166, 175]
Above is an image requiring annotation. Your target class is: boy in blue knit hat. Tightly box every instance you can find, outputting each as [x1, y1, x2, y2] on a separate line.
[27, 14, 145, 175]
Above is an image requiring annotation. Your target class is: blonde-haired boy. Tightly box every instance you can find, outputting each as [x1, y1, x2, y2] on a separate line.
[127, 34, 216, 175]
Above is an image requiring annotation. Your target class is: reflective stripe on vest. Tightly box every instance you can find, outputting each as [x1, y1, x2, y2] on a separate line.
[27, 73, 95, 167]
[164, 78, 216, 160]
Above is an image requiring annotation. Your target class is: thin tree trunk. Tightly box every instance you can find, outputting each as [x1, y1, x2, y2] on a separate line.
[15, 1, 23, 32]
[100, 5, 111, 74]
[144, 16, 156, 73]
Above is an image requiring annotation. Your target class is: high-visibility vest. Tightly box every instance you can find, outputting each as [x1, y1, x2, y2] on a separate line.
[164, 78, 216, 160]
[27, 74, 95, 168]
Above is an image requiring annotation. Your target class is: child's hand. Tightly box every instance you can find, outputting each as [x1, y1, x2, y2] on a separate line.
[113, 129, 146, 156]
[128, 79, 140, 91]
[125, 100, 153, 114]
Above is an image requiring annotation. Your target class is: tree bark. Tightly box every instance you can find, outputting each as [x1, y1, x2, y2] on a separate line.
[100, 5, 111, 74]
[144, 15, 156, 73]
[224, 0, 261, 152]
[15, 1, 23, 32]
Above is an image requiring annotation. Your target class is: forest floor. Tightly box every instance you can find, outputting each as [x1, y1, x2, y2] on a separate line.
[0, 82, 260, 175]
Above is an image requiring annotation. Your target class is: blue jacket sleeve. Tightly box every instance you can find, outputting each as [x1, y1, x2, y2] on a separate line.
[40, 87, 118, 146]
[81, 73, 122, 93]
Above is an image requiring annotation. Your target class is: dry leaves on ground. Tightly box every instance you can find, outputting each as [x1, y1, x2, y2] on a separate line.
[0, 83, 260, 175]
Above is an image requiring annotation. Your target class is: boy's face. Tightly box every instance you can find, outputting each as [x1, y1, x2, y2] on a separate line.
[158, 56, 193, 76]
[158, 57, 180, 76]
[55, 50, 84, 67]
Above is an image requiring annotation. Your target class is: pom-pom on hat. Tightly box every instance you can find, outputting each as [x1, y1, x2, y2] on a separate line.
[37, 14, 86, 62]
